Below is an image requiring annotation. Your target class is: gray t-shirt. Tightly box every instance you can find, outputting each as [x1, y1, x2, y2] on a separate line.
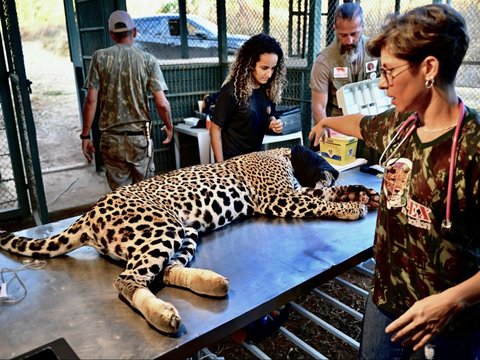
[310, 36, 379, 116]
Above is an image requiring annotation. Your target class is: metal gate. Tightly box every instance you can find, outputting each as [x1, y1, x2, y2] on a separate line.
[0, 0, 47, 224]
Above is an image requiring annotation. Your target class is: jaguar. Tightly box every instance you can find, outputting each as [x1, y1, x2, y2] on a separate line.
[0, 147, 379, 335]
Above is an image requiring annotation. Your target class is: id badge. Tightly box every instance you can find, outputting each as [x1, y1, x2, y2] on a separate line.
[333, 67, 348, 79]
[365, 60, 379, 79]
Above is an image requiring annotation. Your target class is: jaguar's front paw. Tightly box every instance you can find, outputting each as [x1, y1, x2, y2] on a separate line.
[132, 288, 181, 334]
[340, 185, 379, 208]
[365, 188, 380, 209]
[334, 202, 368, 220]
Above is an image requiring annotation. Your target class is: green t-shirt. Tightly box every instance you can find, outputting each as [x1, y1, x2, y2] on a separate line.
[361, 106, 480, 336]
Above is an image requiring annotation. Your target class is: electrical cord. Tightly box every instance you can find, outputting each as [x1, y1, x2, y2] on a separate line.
[0, 259, 46, 305]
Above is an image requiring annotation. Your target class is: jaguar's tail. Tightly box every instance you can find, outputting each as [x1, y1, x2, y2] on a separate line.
[0, 215, 89, 258]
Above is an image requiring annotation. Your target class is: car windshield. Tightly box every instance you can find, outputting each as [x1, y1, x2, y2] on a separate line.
[189, 15, 217, 35]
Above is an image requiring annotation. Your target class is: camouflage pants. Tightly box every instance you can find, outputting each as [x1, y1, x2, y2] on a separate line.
[100, 132, 154, 190]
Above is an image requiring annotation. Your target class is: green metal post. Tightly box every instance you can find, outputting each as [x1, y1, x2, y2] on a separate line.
[263, 0, 270, 35]
[0, 0, 48, 223]
[216, 0, 228, 81]
[305, 0, 324, 139]
[179, 0, 189, 59]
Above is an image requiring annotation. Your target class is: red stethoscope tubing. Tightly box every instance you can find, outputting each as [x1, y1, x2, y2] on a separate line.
[443, 99, 466, 230]
[380, 98, 465, 232]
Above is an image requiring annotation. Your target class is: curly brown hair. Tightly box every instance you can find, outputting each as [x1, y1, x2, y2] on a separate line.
[223, 33, 287, 105]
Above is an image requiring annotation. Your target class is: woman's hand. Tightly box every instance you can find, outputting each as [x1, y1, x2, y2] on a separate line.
[308, 120, 330, 147]
[385, 292, 463, 351]
[269, 117, 283, 134]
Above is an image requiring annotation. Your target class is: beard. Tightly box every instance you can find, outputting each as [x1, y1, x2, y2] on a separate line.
[340, 43, 360, 64]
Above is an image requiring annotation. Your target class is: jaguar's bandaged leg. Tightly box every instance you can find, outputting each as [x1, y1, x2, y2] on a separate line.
[131, 288, 181, 334]
[163, 264, 229, 297]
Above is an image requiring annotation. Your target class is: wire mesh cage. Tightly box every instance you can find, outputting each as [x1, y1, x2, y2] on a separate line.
[0, 118, 19, 210]
[122, 0, 479, 172]
[2, 0, 478, 216]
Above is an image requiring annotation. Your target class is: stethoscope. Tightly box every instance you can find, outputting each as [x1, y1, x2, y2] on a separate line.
[378, 98, 466, 232]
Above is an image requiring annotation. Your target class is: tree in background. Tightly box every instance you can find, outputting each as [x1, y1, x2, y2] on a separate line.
[16, 0, 68, 56]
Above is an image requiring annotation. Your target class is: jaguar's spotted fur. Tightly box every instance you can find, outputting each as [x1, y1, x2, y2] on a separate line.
[0, 147, 378, 334]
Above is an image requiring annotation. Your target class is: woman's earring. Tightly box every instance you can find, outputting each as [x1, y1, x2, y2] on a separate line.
[425, 78, 435, 89]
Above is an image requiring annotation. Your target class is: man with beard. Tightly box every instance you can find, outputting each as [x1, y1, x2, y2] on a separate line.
[310, 2, 379, 125]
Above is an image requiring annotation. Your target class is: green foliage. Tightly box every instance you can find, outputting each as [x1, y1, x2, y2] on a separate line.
[161, 1, 178, 13]
[16, 0, 66, 31]
[16, 0, 68, 57]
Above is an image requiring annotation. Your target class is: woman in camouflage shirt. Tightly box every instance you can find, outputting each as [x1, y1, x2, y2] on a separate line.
[310, 4, 480, 359]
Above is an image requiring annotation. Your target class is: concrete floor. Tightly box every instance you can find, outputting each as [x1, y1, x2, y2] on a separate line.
[0, 164, 110, 232]
[43, 163, 111, 216]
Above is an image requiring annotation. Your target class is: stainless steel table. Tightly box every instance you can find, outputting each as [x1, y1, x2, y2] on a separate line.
[0, 169, 381, 359]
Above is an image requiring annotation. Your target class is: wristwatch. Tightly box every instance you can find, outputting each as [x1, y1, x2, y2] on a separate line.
[80, 134, 91, 140]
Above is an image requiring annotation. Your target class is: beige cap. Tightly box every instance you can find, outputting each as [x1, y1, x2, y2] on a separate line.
[108, 10, 134, 33]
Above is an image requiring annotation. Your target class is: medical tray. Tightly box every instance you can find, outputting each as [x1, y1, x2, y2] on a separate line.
[336, 78, 393, 115]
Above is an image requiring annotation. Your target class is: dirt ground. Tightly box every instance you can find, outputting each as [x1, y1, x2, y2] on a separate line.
[23, 40, 83, 170]
[22, 41, 110, 216]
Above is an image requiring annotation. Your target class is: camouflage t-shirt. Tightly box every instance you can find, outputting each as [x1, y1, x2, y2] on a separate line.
[360, 106, 480, 335]
[84, 43, 168, 132]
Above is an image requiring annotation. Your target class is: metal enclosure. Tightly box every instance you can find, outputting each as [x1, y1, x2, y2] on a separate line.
[0, 0, 47, 224]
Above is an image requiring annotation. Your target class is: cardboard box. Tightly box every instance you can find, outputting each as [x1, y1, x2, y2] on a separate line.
[319, 134, 358, 165]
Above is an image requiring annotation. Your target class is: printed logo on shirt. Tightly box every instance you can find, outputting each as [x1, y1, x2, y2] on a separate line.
[404, 198, 432, 230]
[333, 67, 349, 79]
[383, 158, 412, 209]
[383, 157, 433, 230]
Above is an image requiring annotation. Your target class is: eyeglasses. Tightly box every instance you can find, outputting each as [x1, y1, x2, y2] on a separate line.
[379, 63, 411, 86]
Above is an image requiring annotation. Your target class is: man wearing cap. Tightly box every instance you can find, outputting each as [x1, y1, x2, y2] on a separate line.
[81, 10, 173, 190]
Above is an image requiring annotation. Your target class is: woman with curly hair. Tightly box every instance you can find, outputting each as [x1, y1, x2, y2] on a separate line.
[210, 33, 287, 162]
